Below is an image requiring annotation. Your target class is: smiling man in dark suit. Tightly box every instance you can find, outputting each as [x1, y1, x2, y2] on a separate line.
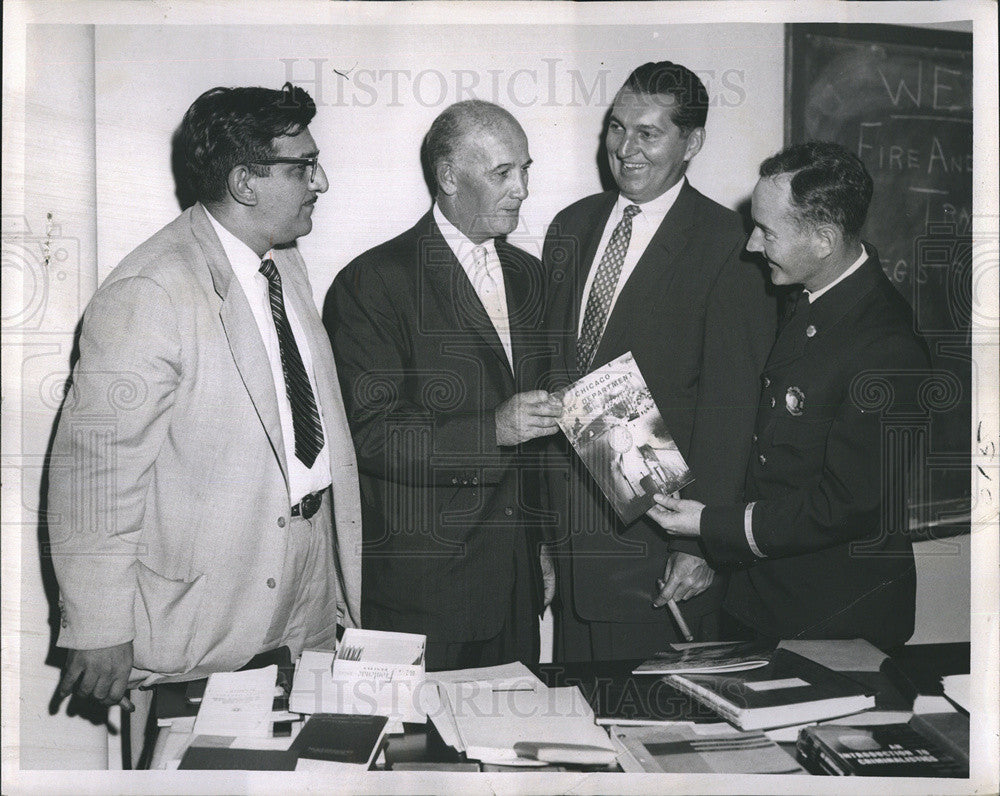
[542, 61, 775, 661]
[326, 100, 561, 671]
[648, 142, 930, 649]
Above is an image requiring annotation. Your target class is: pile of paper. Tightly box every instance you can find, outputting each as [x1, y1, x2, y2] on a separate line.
[427, 663, 616, 767]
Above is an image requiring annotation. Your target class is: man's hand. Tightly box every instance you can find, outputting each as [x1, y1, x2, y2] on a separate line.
[539, 544, 556, 609]
[646, 493, 705, 537]
[495, 390, 562, 447]
[653, 551, 716, 606]
[57, 641, 135, 711]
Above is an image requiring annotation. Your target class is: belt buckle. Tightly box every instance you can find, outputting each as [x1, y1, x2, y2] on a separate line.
[299, 490, 322, 520]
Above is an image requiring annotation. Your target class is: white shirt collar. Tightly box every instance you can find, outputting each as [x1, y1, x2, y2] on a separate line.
[616, 176, 686, 224]
[806, 244, 868, 303]
[433, 203, 498, 266]
[204, 206, 274, 277]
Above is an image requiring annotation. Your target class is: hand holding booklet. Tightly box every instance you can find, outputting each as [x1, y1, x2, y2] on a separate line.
[555, 351, 693, 524]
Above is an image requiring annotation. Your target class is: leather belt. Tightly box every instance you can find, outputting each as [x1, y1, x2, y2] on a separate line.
[291, 489, 324, 520]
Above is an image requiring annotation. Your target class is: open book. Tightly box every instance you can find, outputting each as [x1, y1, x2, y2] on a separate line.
[556, 352, 693, 524]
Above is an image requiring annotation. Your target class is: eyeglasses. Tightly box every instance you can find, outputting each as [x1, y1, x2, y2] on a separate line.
[250, 156, 320, 183]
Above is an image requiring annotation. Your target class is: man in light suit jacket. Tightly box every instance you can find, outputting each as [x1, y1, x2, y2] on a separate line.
[648, 142, 930, 649]
[51, 84, 363, 709]
[326, 100, 562, 671]
[543, 61, 775, 661]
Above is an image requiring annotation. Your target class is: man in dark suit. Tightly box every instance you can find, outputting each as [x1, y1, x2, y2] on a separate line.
[648, 142, 930, 649]
[542, 61, 775, 661]
[326, 100, 561, 671]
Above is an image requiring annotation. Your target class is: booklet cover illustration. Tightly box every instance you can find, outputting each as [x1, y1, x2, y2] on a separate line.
[556, 352, 694, 524]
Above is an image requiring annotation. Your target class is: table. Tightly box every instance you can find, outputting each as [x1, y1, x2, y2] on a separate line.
[147, 641, 970, 772]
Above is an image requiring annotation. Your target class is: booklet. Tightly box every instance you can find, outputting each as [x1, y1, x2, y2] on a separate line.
[192, 665, 277, 739]
[555, 351, 693, 524]
[611, 722, 804, 774]
[632, 640, 775, 675]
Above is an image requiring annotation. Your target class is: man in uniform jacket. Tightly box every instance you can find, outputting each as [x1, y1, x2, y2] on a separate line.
[649, 141, 931, 649]
[51, 84, 363, 708]
[326, 100, 561, 671]
[542, 61, 775, 661]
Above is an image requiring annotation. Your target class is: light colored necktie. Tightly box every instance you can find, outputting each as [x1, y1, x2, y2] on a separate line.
[577, 204, 641, 374]
[472, 245, 512, 366]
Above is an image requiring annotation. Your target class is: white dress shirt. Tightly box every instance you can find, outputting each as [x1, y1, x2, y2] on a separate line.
[433, 203, 514, 370]
[577, 177, 687, 336]
[206, 209, 331, 504]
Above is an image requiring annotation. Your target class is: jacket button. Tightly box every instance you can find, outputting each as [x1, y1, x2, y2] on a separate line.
[451, 477, 458, 485]
[471, 476, 478, 485]
[504, 507, 514, 516]
[267, 578, 276, 589]
[806, 324, 817, 338]
[277, 516, 286, 528]
[752, 433, 758, 443]
[762, 376, 771, 388]
[770, 397, 776, 408]
[758, 453, 767, 465]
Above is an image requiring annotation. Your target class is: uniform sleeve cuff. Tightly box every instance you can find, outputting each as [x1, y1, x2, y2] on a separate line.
[701, 503, 758, 565]
[744, 501, 765, 558]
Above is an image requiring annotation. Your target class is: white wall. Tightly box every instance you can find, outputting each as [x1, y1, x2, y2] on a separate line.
[92, 23, 786, 302]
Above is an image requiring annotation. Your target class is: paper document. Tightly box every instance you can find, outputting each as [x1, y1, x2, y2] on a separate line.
[423, 662, 543, 751]
[442, 683, 615, 765]
[192, 665, 277, 738]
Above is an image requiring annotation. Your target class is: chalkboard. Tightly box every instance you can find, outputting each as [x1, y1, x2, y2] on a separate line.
[786, 24, 972, 536]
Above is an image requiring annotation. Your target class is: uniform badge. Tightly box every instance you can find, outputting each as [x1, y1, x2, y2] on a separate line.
[785, 386, 805, 416]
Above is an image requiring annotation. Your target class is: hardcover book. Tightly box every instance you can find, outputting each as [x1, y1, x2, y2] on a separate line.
[666, 649, 875, 731]
[797, 722, 968, 777]
[288, 713, 389, 766]
[556, 351, 694, 524]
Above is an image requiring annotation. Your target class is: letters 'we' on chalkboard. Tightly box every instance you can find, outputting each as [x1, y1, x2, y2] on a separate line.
[786, 24, 972, 537]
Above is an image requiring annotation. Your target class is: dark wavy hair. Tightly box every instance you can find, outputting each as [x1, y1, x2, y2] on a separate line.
[621, 61, 709, 134]
[178, 82, 317, 204]
[759, 141, 874, 239]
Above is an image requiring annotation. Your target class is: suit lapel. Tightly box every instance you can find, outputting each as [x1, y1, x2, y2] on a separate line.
[564, 193, 617, 377]
[421, 214, 515, 382]
[190, 204, 289, 487]
[498, 240, 543, 387]
[590, 183, 695, 370]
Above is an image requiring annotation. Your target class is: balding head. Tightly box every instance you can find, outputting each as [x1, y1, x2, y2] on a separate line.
[423, 100, 525, 196]
[426, 100, 531, 244]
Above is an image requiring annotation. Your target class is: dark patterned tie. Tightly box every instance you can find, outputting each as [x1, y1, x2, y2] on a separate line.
[259, 258, 324, 467]
[576, 204, 641, 374]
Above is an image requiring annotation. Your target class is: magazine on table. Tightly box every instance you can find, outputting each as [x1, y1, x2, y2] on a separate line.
[555, 351, 694, 524]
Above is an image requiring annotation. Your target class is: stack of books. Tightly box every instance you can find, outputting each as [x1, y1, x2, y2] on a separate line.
[664, 648, 876, 731]
[797, 721, 968, 777]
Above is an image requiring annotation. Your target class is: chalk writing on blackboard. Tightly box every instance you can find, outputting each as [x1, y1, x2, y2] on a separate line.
[787, 24, 972, 537]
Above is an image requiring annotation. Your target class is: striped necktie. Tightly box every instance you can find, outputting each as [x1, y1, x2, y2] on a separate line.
[259, 258, 324, 468]
[576, 204, 641, 374]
